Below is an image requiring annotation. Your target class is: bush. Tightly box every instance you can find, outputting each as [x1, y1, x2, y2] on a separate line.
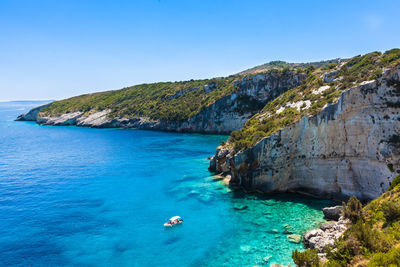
[292, 249, 320, 267]
[368, 247, 400, 266]
[388, 173, 400, 191]
[382, 201, 400, 224]
[351, 221, 391, 253]
[325, 235, 361, 265]
[387, 163, 395, 172]
[343, 196, 364, 223]
[326, 221, 391, 265]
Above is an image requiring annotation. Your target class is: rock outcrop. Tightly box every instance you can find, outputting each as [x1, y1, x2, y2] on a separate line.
[303, 216, 350, 253]
[16, 72, 306, 134]
[322, 206, 343, 221]
[16, 103, 52, 121]
[210, 66, 400, 201]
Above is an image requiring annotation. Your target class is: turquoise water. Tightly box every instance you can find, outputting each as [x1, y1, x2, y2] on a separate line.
[0, 101, 334, 266]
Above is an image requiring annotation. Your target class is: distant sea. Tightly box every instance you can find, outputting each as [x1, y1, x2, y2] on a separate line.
[0, 101, 334, 266]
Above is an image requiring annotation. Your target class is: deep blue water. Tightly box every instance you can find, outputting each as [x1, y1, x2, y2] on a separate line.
[0, 101, 334, 266]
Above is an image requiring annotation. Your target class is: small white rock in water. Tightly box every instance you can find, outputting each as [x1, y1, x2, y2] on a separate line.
[287, 234, 302, 243]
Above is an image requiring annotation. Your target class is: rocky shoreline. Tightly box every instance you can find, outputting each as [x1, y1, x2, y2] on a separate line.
[303, 205, 350, 262]
[16, 71, 306, 134]
[210, 66, 400, 201]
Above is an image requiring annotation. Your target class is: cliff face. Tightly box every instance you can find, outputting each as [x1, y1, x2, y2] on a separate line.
[16, 72, 305, 134]
[210, 66, 400, 201]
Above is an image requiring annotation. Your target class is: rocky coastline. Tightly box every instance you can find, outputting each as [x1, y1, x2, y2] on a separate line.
[16, 72, 306, 134]
[303, 205, 350, 262]
[210, 66, 400, 201]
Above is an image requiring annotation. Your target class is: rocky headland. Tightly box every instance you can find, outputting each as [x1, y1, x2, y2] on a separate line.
[16, 71, 305, 134]
[210, 58, 400, 201]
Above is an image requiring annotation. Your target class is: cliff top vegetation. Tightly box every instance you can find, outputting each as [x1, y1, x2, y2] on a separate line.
[37, 57, 345, 123]
[238, 59, 341, 75]
[228, 49, 400, 153]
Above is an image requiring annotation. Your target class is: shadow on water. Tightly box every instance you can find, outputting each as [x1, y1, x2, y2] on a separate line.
[229, 188, 338, 210]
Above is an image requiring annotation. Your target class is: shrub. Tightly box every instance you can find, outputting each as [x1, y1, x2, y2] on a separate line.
[387, 163, 395, 172]
[381, 201, 400, 224]
[292, 249, 320, 267]
[343, 196, 364, 223]
[325, 235, 361, 265]
[389, 173, 400, 191]
[368, 247, 400, 266]
[351, 221, 391, 253]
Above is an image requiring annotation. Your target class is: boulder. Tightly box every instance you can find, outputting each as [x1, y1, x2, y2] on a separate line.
[323, 206, 343, 221]
[233, 204, 248, 211]
[287, 234, 302, 244]
[303, 216, 350, 252]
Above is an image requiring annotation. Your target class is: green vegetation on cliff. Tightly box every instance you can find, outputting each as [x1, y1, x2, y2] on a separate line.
[40, 77, 238, 122]
[39, 66, 302, 123]
[239, 59, 340, 75]
[228, 49, 400, 152]
[292, 179, 400, 266]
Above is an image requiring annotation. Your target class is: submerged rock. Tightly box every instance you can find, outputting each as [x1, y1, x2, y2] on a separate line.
[240, 245, 251, 252]
[287, 234, 302, 243]
[263, 255, 272, 263]
[233, 205, 248, 211]
[283, 229, 293, 234]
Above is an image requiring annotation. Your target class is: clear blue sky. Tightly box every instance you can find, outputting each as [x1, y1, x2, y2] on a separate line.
[1, 0, 399, 101]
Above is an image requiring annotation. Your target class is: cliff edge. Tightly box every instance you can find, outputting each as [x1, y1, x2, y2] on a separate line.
[210, 50, 400, 201]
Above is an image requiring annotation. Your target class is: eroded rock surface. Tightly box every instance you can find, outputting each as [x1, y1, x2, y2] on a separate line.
[211, 66, 400, 201]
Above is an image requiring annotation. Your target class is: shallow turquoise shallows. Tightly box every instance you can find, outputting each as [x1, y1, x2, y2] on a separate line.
[0, 101, 335, 267]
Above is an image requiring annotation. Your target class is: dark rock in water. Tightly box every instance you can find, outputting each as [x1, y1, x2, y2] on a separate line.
[283, 229, 293, 234]
[233, 205, 248, 211]
[322, 206, 343, 221]
[163, 236, 181, 245]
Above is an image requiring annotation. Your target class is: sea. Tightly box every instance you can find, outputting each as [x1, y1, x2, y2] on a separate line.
[0, 101, 335, 266]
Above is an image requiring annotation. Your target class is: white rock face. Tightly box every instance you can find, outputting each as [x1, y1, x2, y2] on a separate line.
[276, 100, 311, 114]
[287, 100, 312, 111]
[37, 111, 83, 125]
[76, 109, 112, 127]
[276, 106, 286, 114]
[212, 66, 400, 200]
[312, 85, 331, 95]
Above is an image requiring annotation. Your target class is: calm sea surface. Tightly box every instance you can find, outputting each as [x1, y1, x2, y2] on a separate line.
[0, 101, 334, 266]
